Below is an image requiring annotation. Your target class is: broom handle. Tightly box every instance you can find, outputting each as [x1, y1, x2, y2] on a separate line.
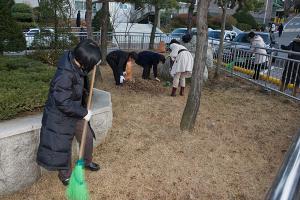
[79, 66, 97, 160]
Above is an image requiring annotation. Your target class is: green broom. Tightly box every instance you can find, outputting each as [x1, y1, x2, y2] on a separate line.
[66, 65, 97, 200]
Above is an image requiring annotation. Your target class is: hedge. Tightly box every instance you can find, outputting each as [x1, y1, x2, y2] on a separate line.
[233, 11, 257, 28]
[0, 56, 55, 120]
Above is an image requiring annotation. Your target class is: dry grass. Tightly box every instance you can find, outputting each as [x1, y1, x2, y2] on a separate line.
[2, 64, 300, 200]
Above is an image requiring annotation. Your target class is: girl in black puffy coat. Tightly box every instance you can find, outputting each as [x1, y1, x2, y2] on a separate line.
[37, 39, 101, 186]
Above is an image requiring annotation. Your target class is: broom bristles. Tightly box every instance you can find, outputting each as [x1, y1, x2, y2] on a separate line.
[66, 159, 89, 200]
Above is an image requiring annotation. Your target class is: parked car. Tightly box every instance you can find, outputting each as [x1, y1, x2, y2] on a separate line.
[223, 32, 279, 63]
[208, 30, 237, 45]
[23, 28, 72, 48]
[169, 27, 213, 40]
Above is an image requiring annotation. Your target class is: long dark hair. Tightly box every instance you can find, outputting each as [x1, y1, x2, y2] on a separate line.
[73, 39, 101, 72]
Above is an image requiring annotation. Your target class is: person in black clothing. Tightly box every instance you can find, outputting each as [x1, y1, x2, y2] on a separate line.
[76, 11, 81, 27]
[280, 35, 300, 96]
[278, 23, 284, 37]
[106, 50, 138, 85]
[135, 51, 166, 81]
[36, 39, 101, 186]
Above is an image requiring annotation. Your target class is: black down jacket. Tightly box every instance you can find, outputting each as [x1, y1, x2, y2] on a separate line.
[37, 51, 88, 171]
[135, 51, 163, 67]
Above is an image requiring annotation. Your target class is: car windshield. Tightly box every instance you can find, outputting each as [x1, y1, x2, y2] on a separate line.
[208, 31, 221, 39]
[233, 33, 270, 44]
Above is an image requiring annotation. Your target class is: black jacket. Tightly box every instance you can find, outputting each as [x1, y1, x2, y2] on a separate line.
[37, 51, 88, 171]
[281, 38, 300, 60]
[136, 51, 162, 67]
[106, 50, 130, 72]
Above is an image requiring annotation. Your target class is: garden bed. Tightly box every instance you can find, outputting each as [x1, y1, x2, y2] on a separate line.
[0, 56, 55, 120]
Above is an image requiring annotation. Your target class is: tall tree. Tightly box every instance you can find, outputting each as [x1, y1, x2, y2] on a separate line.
[180, 0, 210, 131]
[86, 0, 93, 39]
[214, 0, 234, 78]
[100, 2, 109, 65]
[187, 0, 196, 33]
[148, 0, 177, 49]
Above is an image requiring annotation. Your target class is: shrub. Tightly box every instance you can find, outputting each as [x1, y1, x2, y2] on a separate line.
[233, 11, 257, 28]
[208, 15, 237, 30]
[92, 9, 113, 32]
[11, 3, 33, 22]
[0, 0, 26, 53]
[170, 13, 196, 28]
[30, 31, 78, 65]
[236, 23, 252, 31]
[0, 56, 55, 120]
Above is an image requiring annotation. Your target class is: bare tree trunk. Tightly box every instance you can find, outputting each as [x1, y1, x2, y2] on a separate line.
[100, 2, 109, 65]
[215, 4, 227, 79]
[86, 0, 93, 39]
[187, 0, 196, 33]
[149, 4, 159, 50]
[180, 0, 210, 131]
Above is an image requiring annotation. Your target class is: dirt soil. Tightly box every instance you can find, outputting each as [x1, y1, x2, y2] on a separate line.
[2, 64, 300, 200]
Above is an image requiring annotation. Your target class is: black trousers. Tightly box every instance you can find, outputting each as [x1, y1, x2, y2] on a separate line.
[142, 64, 158, 79]
[142, 65, 151, 79]
[253, 62, 268, 80]
[106, 56, 122, 85]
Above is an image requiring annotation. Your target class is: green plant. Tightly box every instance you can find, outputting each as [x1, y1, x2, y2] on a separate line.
[92, 9, 113, 32]
[233, 11, 257, 28]
[0, 56, 55, 120]
[11, 3, 33, 22]
[208, 15, 237, 29]
[236, 22, 252, 31]
[0, 0, 26, 53]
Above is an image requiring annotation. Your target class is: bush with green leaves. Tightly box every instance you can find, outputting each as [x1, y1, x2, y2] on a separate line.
[233, 11, 257, 29]
[11, 3, 33, 22]
[0, 0, 26, 53]
[236, 23, 252, 31]
[0, 56, 55, 120]
[208, 15, 237, 30]
[30, 31, 78, 65]
[92, 9, 113, 31]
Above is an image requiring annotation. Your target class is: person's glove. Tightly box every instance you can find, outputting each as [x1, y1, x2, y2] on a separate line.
[83, 110, 92, 121]
[120, 76, 125, 84]
[155, 77, 160, 82]
[123, 71, 127, 76]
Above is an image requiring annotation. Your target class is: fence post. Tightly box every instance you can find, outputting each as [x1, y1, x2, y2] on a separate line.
[141, 33, 144, 50]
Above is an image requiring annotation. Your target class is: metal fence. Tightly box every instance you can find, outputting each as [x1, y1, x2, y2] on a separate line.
[209, 38, 300, 101]
[24, 31, 180, 50]
[22, 31, 300, 100]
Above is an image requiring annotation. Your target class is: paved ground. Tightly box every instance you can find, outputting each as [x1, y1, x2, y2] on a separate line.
[277, 14, 300, 45]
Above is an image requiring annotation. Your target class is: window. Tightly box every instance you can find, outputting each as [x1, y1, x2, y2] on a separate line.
[120, 3, 128, 9]
[75, 1, 85, 10]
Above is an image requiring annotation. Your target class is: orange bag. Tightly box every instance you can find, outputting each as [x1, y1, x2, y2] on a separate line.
[156, 41, 166, 53]
[125, 61, 133, 81]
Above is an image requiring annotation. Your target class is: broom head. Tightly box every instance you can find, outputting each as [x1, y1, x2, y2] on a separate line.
[66, 159, 89, 200]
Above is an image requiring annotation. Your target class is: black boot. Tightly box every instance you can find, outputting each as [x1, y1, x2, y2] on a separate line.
[85, 162, 100, 171]
[180, 87, 185, 96]
[171, 87, 177, 96]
